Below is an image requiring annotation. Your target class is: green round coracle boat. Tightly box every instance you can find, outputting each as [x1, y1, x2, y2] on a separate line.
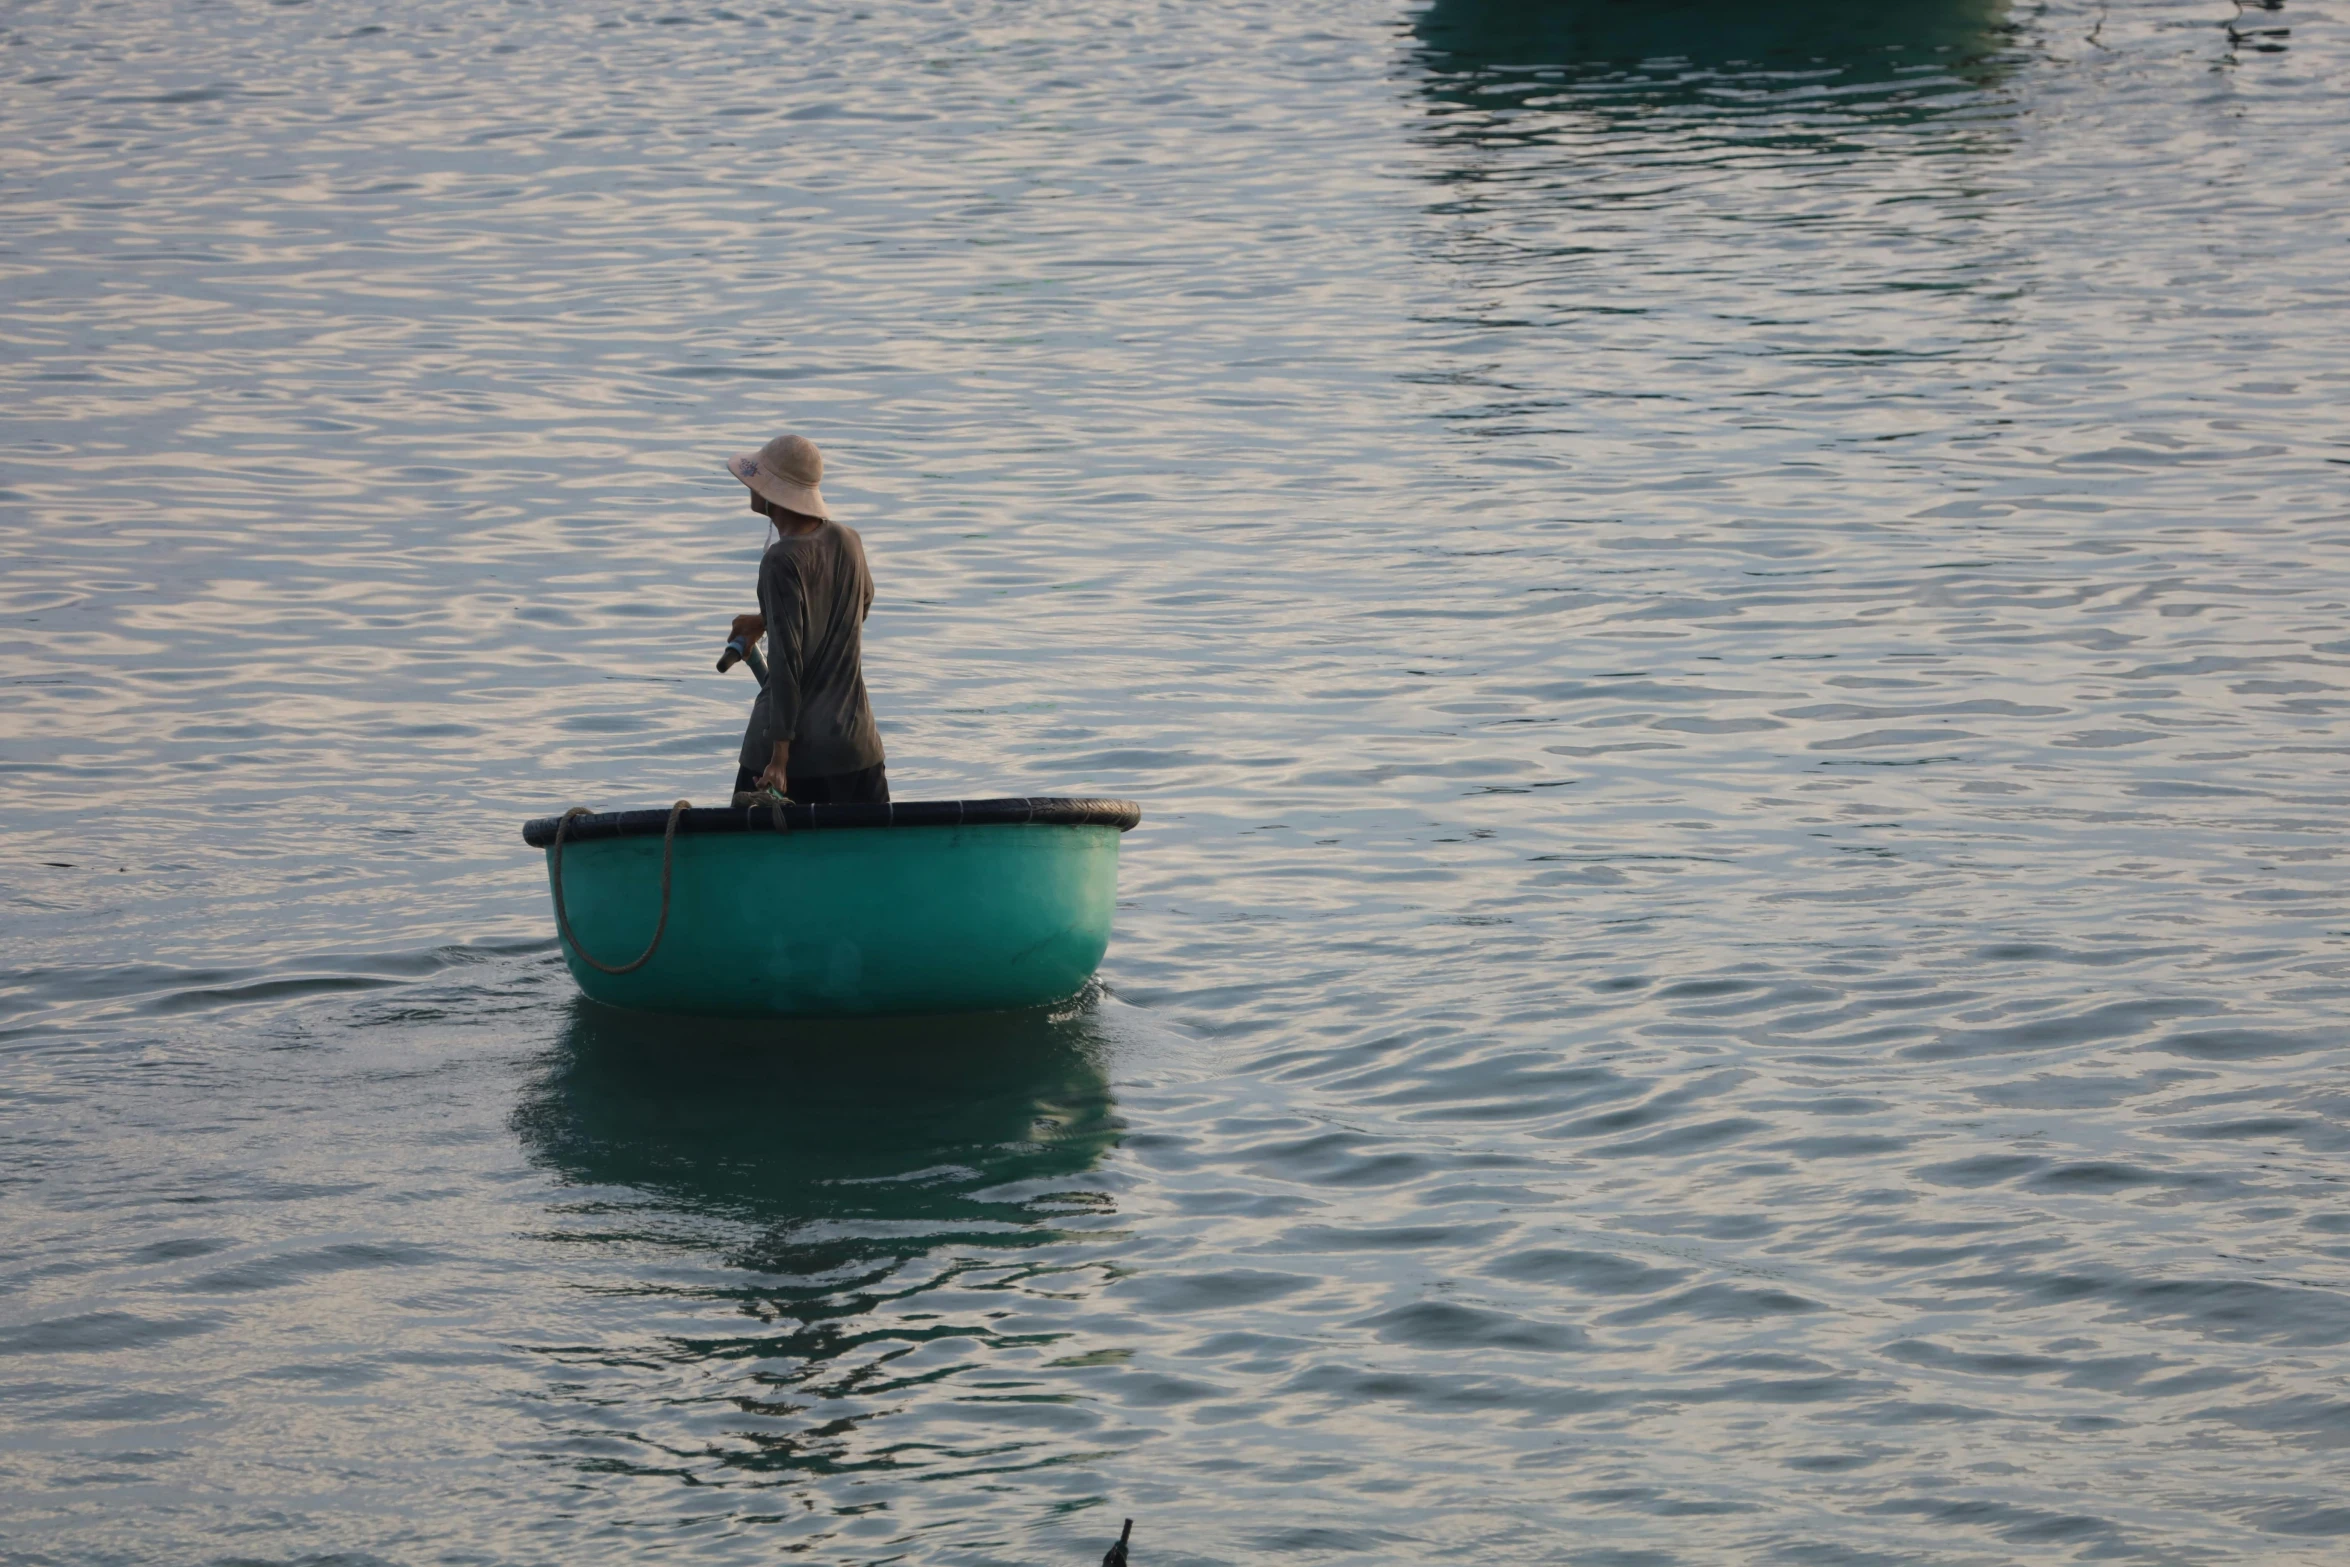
[521, 798, 1140, 1017]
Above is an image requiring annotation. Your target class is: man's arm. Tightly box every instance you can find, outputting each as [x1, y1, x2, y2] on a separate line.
[755, 737, 791, 791]
[751, 556, 806, 791]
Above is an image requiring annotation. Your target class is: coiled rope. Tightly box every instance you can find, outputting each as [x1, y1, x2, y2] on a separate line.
[549, 800, 690, 975]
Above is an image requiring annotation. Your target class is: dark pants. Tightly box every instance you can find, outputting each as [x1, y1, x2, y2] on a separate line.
[732, 761, 889, 804]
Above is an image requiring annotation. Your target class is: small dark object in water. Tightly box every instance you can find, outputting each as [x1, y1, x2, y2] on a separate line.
[1102, 1517, 1133, 1567]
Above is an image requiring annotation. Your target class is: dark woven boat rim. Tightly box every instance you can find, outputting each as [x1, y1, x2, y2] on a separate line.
[522, 796, 1141, 847]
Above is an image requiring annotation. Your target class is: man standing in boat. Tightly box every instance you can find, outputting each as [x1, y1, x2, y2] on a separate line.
[725, 433, 889, 804]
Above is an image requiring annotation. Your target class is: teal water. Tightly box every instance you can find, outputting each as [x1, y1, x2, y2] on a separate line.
[4, 0, 2349, 1561]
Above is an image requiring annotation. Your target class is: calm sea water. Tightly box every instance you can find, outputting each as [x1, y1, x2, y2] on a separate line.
[5, 0, 2349, 1561]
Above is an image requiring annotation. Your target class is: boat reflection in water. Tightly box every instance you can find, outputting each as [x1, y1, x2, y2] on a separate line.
[514, 997, 1123, 1278]
[510, 997, 1128, 1498]
[1401, 0, 2024, 444]
[1411, 0, 2017, 116]
[512, 1000, 1128, 1494]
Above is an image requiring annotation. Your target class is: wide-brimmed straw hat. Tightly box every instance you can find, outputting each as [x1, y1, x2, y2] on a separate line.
[727, 433, 831, 520]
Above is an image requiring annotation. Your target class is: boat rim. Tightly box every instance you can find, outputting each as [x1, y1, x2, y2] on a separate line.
[522, 796, 1141, 847]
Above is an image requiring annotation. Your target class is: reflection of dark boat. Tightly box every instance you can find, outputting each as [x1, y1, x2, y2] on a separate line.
[1413, 0, 2014, 105]
[509, 1003, 1127, 1486]
[511, 1000, 1122, 1277]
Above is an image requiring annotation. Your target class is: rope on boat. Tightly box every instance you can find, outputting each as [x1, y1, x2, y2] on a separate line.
[549, 800, 689, 975]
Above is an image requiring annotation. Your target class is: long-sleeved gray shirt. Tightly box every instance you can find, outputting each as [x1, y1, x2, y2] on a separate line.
[742, 521, 884, 777]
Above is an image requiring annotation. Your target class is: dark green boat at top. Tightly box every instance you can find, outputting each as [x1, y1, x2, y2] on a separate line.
[522, 797, 1141, 1018]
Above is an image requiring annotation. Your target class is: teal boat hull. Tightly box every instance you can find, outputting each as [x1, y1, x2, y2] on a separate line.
[525, 800, 1135, 1017]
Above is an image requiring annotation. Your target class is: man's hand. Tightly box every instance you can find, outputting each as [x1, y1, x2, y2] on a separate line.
[754, 739, 791, 795]
[731, 612, 766, 642]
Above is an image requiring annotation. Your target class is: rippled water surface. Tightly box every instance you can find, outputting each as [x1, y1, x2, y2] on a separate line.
[5, 0, 2350, 1561]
